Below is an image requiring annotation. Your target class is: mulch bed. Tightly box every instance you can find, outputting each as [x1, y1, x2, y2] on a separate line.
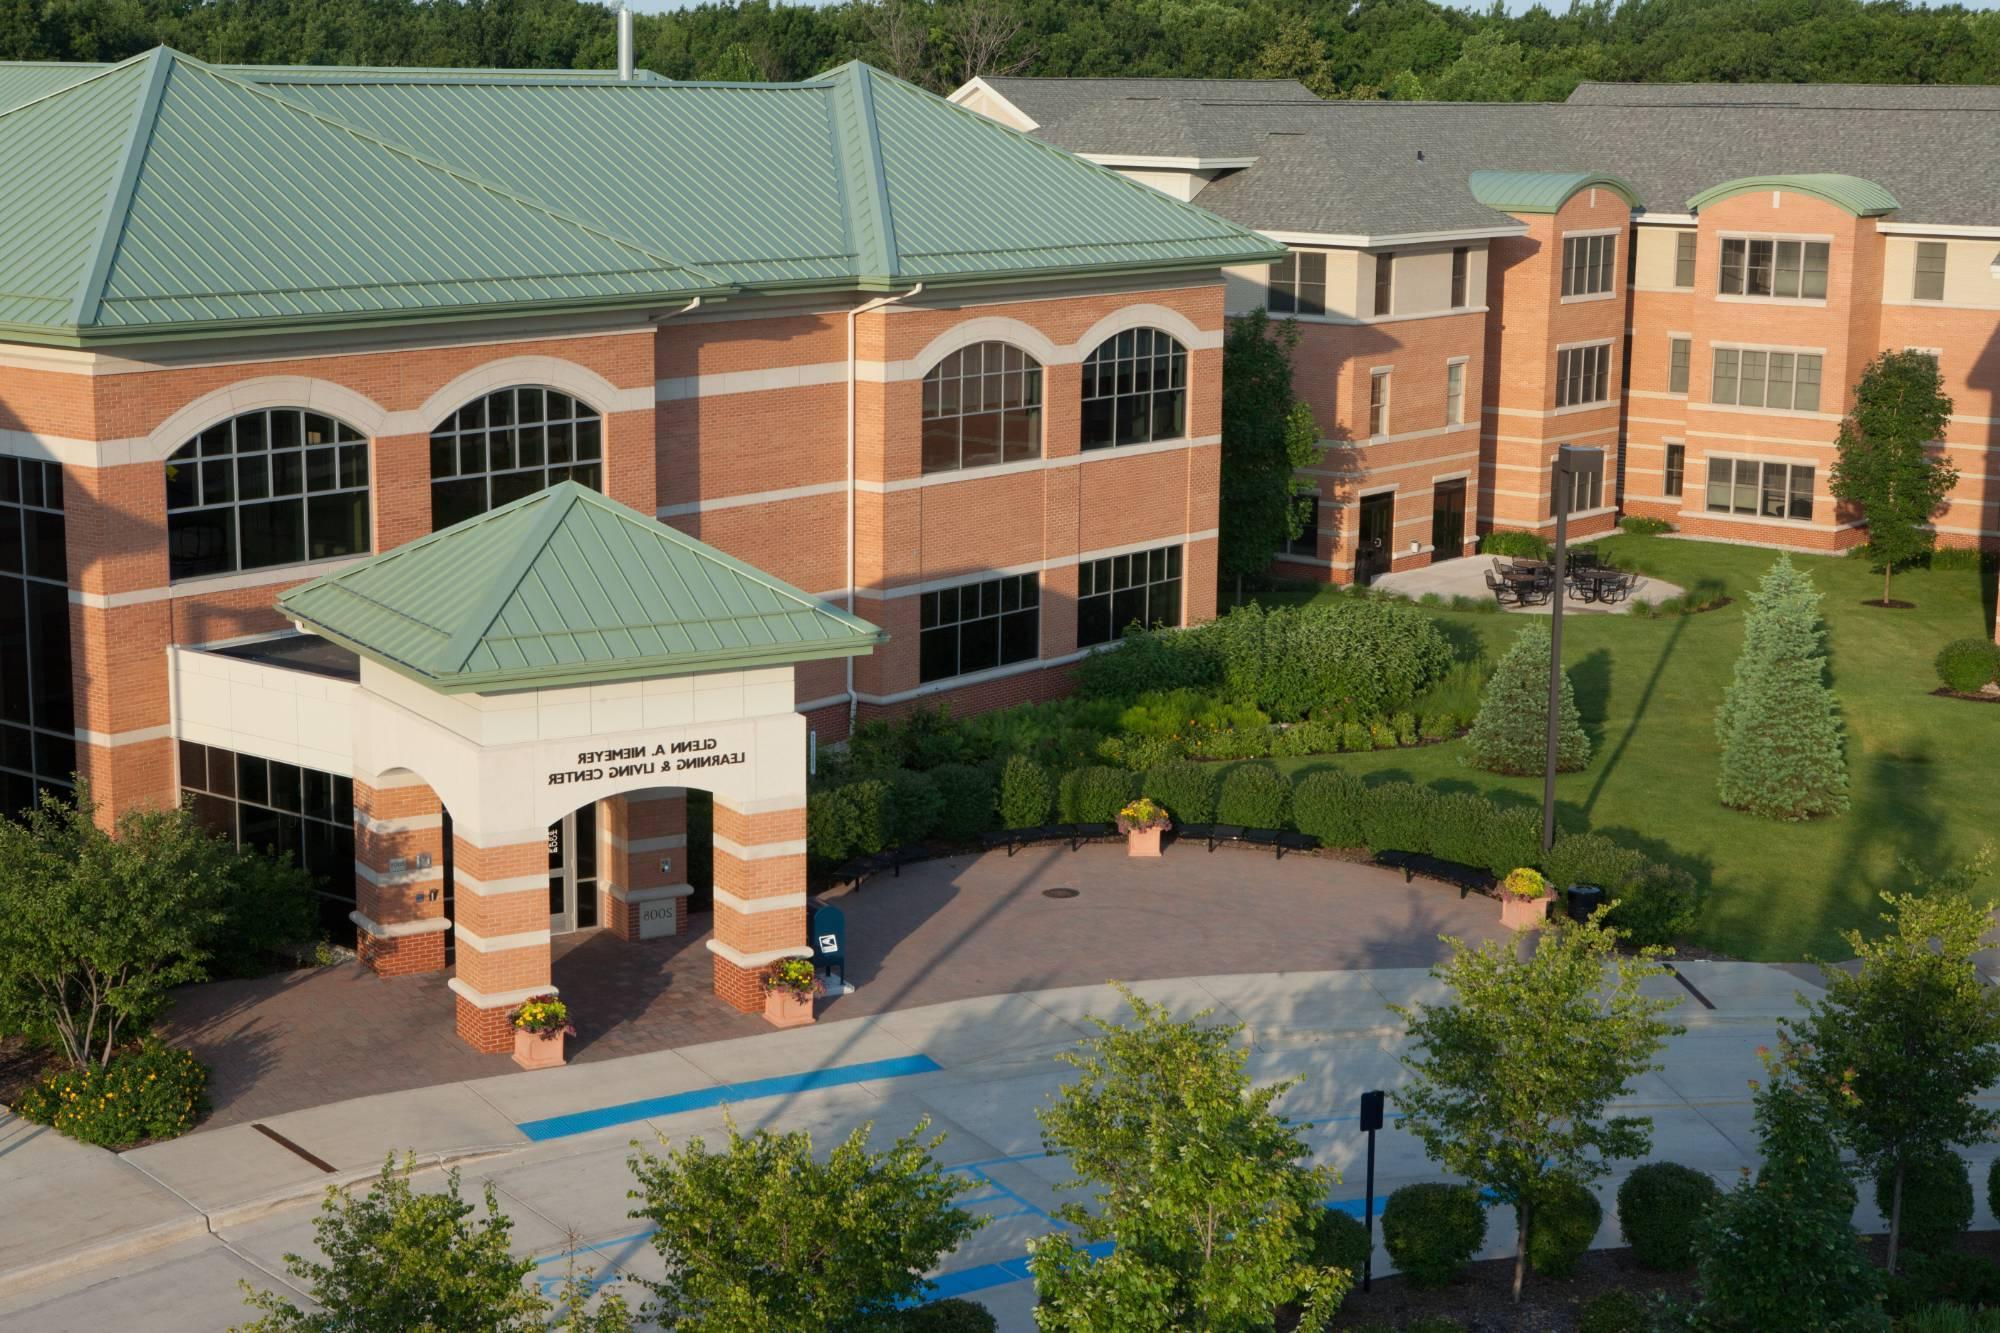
[1859, 599, 1917, 609]
[1326, 1245, 1699, 1331]
[0, 1034, 57, 1107]
[1931, 687, 2000, 705]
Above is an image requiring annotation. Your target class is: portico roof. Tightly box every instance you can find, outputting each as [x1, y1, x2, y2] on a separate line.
[278, 482, 884, 693]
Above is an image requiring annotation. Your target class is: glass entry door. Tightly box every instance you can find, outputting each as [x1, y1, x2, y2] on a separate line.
[546, 804, 598, 934]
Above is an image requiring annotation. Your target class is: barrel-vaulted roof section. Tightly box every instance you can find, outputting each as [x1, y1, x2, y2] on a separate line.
[1686, 173, 1900, 217]
[1468, 170, 1640, 214]
[280, 481, 886, 692]
[0, 48, 1279, 345]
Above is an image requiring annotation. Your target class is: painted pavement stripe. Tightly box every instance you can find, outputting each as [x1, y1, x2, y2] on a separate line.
[515, 1054, 944, 1141]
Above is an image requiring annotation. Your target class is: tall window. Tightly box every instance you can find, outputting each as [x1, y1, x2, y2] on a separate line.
[1372, 254, 1394, 317]
[1674, 232, 1697, 288]
[1445, 361, 1466, 426]
[1711, 348, 1822, 412]
[1559, 452, 1604, 513]
[1368, 370, 1390, 436]
[1556, 344, 1612, 408]
[1706, 458, 1813, 521]
[1077, 544, 1182, 648]
[1668, 337, 1691, 394]
[919, 573, 1038, 682]
[921, 342, 1042, 475]
[1719, 238, 1829, 299]
[1450, 247, 1469, 308]
[166, 409, 370, 580]
[1269, 250, 1326, 316]
[1285, 491, 1319, 557]
[180, 742, 357, 944]
[431, 387, 601, 530]
[1913, 242, 1947, 302]
[1, 458, 73, 816]
[1081, 329, 1187, 450]
[1561, 233, 1616, 297]
[1664, 443, 1686, 498]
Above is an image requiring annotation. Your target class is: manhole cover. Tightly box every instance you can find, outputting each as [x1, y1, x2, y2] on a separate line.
[1042, 887, 1080, 899]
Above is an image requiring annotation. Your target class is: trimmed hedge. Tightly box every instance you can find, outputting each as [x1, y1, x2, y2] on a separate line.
[807, 778, 895, 864]
[1527, 1175, 1603, 1277]
[895, 1299, 999, 1332]
[1141, 759, 1219, 826]
[998, 755, 1053, 829]
[1480, 529, 1553, 561]
[1058, 766, 1136, 824]
[15, 1043, 209, 1147]
[1578, 1289, 1651, 1333]
[1357, 780, 1437, 856]
[930, 763, 998, 843]
[1292, 770, 1366, 849]
[886, 769, 944, 847]
[1877, 1151, 1974, 1256]
[1381, 1183, 1486, 1289]
[1308, 1207, 1371, 1276]
[1619, 516, 1674, 536]
[1546, 832, 1702, 948]
[1936, 638, 2000, 694]
[1616, 1161, 1720, 1271]
[1215, 762, 1291, 828]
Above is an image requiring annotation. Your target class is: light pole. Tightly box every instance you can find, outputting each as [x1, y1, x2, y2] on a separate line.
[1542, 444, 1601, 855]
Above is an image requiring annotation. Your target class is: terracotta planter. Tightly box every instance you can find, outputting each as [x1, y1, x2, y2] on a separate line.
[764, 987, 816, 1028]
[1126, 825, 1164, 858]
[1500, 891, 1556, 931]
[512, 1027, 566, 1070]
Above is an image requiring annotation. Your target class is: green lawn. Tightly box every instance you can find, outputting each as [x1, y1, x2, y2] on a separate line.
[1263, 537, 1998, 962]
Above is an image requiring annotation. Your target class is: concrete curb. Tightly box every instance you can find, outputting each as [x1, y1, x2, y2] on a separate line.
[0, 1212, 210, 1299]
[201, 1143, 522, 1233]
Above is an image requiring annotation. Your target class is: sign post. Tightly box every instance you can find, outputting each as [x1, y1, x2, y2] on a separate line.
[1359, 1088, 1385, 1293]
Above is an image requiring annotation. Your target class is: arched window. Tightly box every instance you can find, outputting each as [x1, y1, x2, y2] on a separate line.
[1080, 327, 1187, 450]
[921, 342, 1042, 475]
[165, 409, 370, 581]
[430, 387, 601, 530]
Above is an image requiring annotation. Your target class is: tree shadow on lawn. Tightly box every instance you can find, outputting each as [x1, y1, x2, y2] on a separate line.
[1580, 613, 1689, 820]
[1567, 646, 1614, 750]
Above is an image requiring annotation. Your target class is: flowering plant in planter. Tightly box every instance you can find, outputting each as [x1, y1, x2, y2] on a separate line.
[1115, 797, 1172, 835]
[1501, 867, 1552, 901]
[764, 958, 824, 999]
[511, 994, 574, 1036]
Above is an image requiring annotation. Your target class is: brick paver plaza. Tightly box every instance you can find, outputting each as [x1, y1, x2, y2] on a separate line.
[164, 843, 1508, 1127]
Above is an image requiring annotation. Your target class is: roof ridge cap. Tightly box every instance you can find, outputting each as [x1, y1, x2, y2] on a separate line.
[829, 62, 900, 278]
[189, 58, 711, 279]
[0, 45, 152, 120]
[439, 483, 586, 674]
[70, 48, 174, 327]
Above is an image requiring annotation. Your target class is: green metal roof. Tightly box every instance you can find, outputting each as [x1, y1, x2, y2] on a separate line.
[1467, 170, 1641, 214]
[280, 482, 884, 693]
[0, 49, 1281, 345]
[1686, 173, 1900, 217]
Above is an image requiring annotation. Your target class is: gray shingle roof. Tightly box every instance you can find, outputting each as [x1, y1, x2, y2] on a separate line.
[977, 76, 1320, 156]
[1567, 81, 2000, 111]
[1014, 84, 2000, 232]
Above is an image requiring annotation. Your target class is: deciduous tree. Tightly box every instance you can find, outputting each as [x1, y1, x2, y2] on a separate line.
[1830, 349, 1958, 606]
[1219, 309, 1319, 604]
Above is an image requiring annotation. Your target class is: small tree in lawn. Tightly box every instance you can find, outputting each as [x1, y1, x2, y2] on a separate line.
[1715, 555, 1849, 820]
[1392, 916, 1681, 1301]
[1693, 1039, 1883, 1331]
[1219, 309, 1320, 604]
[1788, 889, 2000, 1273]
[1463, 620, 1590, 776]
[234, 1155, 631, 1332]
[627, 1118, 982, 1329]
[1029, 986, 1348, 1331]
[1830, 349, 1957, 606]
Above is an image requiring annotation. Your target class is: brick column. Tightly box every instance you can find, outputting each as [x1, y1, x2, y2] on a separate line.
[447, 827, 555, 1053]
[705, 798, 811, 1012]
[352, 775, 449, 976]
[600, 789, 691, 940]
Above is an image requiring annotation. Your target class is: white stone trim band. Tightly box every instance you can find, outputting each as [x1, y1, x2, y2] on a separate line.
[448, 977, 560, 1010]
[360, 812, 443, 836]
[604, 882, 693, 905]
[354, 862, 445, 889]
[712, 835, 808, 861]
[452, 925, 554, 954]
[451, 871, 551, 898]
[603, 832, 687, 855]
[349, 911, 451, 939]
[705, 939, 814, 969]
[712, 888, 809, 914]
[78, 724, 175, 748]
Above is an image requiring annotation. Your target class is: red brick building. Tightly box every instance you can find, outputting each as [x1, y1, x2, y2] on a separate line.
[954, 77, 2000, 579]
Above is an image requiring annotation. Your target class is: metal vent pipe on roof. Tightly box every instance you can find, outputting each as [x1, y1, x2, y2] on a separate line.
[617, 4, 634, 82]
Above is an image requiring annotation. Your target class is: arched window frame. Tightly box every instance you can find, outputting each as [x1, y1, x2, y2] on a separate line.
[920, 342, 1043, 475]
[165, 408, 370, 581]
[1080, 327, 1187, 451]
[429, 386, 603, 530]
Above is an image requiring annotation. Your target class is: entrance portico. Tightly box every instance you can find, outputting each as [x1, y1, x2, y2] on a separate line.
[258, 481, 881, 1051]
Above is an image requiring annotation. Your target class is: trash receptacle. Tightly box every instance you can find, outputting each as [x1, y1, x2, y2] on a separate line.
[1566, 884, 1606, 923]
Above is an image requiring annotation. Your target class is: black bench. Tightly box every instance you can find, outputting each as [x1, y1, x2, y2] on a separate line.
[979, 824, 1117, 856]
[829, 846, 924, 889]
[1175, 825, 1320, 858]
[1373, 850, 1497, 898]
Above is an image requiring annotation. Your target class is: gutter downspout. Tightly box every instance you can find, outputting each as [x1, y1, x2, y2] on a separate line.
[846, 283, 923, 736]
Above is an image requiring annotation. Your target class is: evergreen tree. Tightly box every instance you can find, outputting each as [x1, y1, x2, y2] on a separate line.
[1715, 556, 1848, 820]
[1218, 310, 1318, 605]
[1463, 620, 1589, 776]
[1829, 350, 1958, 606]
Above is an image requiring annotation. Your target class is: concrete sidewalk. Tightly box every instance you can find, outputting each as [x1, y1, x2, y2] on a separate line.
[10, 961, 1975, 1333]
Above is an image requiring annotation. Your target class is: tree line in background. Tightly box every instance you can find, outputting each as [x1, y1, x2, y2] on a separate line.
[4, 0, 1999, 99]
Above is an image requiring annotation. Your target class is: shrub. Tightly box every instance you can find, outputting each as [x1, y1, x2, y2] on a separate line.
[1876, 1151, 1974, 1257]
[1380, 1183, 1486, 1290]
[886, 769, 945, 846]
[806, 779, 894, 863]
[1419, 713, 1458, 742]
[1899, 1304, 2000, 1333]
[1607, 862, 1703, 949]
[1215, 763, 1291, 828]
[1307, 1207, 1370, 1276]
[1546, 831, 1644, 898]
[1074, 623, 1222, 700]
[1990, 1154, 2000, 1229]
[1271, 718, 1341, 757]
[1464, 621, 1591, 776]
[1428, 792, 1502, 869]
[1184, 724, 1271, 760]
[1291, 771, 1367, 849]
[894, 1299, 999, 1332]
[1094, 732, 1182, 771]
[1357, 780, 1437, 855]
[1716, 556, 1848, 820]
[929, 763, 998, 843]
[1936, 638, 2000, 693]
[15, 1042, 208, 1148]
[1619, 516, 1674, 536]
[1578, 1288, 1651, 1333]
[1367, 720, 1398, 750]
[1482, 807, 1544, 881]
[1527, 1174, 1603, 1277]
[1616, 1162, 1721, 1271]
[997, 755, 1053, 829]
[1058, 767, 1136, 824]
[1340, 721, 1374, 752]
[1141, 760, 1219, 826]
[1887, 1252, 2000, 1318]
[1391, 712, 1418, 746]
[1480, 529, 1552, 560]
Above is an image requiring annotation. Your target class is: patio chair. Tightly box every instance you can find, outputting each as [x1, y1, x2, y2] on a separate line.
[1483, 570, 1520, 606]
